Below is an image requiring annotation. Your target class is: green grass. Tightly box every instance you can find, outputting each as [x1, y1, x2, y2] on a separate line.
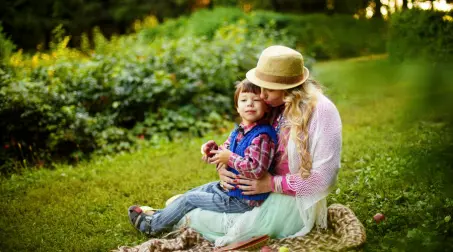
[1, 56, 452, 251]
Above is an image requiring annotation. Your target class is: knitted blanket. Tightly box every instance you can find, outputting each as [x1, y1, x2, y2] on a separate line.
[115, 204, 366, 252]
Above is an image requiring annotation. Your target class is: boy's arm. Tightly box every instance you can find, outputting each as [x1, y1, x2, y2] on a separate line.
[228, 134, 275, 179]
[222, 134, 231, 150]
[214, 134, 232, 170]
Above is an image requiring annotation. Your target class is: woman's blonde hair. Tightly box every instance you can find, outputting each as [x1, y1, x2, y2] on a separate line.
[280, 79, 322, 178]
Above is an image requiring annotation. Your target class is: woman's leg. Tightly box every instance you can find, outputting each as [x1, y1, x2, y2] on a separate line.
[174, 193, 305, 244]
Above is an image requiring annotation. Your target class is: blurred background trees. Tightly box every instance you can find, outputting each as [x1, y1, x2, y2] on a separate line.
[1, 0, 452, 51]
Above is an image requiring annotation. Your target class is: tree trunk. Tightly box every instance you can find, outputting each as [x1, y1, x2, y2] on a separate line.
[270, 0, 280, 12]
[374, 0, 382, 18]
[300, 0, 327, 13]
[402, 0, 408, 10]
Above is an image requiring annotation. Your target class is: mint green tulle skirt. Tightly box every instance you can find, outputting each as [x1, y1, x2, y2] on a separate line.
[175, 193, 304, 245]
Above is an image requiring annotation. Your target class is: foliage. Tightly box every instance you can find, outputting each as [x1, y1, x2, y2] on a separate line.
[388, 8, 453, 63]
[138, 7, 246, 41]
[216, 0, 374, 15]
[249, 11, 387, 59]
[0, 22, 16, 63]
[0, 58, 452, 251]
[140, 7, 388, 60]
[0, 18, 295, 175]
[0, 0, 384, 50]
[0, 7, 389, 174]
[0, 0, 195, 50]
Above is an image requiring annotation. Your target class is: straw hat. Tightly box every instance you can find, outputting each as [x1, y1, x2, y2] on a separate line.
[246, 45, 309, 90]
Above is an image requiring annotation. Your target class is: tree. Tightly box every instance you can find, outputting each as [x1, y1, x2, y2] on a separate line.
[332, 0, 370, 14]
[0, 0, 193, 50]
[374, 0, 382, 18]
[402, 0, 408, 10]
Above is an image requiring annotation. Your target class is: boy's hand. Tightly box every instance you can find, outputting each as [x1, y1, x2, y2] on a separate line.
[201, 140, 218, 163]
[201, 140, 218, 156]
[210, 146, 232, 166]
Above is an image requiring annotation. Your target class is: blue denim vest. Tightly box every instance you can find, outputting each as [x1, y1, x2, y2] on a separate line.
[227, 124, 277, 201]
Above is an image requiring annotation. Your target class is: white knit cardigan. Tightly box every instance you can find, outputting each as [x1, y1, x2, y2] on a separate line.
[285, 92, 342, 237]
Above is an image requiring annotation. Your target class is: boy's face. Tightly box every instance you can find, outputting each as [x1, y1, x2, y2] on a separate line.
[236, 92, 268, 126]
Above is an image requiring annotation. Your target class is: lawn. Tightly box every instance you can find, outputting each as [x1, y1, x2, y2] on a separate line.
[1, 56, 452, 251]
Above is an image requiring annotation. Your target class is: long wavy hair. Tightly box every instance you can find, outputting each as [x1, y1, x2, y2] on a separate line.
[279, 79, 323, 178]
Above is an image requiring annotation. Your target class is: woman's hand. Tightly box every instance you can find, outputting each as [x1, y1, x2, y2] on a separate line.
[236, 172, 273, 195]
[217, 165, 236, 191]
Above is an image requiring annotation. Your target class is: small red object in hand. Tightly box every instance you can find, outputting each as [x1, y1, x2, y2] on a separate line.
[208, 145, 218, 158]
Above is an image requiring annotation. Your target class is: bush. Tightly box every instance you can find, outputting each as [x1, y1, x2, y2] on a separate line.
[139, 7, 246, 41]
[0, 7, 389, 174]
[0, 19, 295, 175]
[0, 23, 16, 63]
[140, 7, 388, 60]
[249, 11, 388, 59]
[388, 9, 453, 62]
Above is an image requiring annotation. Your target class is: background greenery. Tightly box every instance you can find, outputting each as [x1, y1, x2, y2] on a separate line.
[388, 8, 453, 63]
[0, 7, 387, 175]
[0, 0, 390, 51]
[1, 3, 453, 252]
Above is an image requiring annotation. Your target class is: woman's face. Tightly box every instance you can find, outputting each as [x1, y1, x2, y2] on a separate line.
[260, 88, 285, 107]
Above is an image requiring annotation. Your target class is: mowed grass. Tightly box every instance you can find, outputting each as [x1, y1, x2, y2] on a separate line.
[1, 57, 452, 251]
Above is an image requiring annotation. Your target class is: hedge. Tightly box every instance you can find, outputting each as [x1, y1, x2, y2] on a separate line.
[0, 19, 294, 175]
[388, 9, 453, 62]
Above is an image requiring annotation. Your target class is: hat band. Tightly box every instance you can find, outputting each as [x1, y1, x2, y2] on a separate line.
[255, 70, 304, 84]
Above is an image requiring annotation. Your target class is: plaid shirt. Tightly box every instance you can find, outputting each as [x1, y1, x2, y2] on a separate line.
[222, 122, 276, 206]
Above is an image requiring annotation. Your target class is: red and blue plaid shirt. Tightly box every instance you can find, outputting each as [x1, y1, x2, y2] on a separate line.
[222, 121, 276, 206]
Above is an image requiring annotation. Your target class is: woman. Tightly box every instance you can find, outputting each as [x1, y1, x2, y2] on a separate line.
[180, 45, 342, 246]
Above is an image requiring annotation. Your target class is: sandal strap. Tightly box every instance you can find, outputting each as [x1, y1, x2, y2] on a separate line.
[129, 206, 146, 229]
[134, 213, 145, 228]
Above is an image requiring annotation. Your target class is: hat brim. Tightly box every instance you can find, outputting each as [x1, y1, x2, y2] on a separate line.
[246, 67, 310, 90]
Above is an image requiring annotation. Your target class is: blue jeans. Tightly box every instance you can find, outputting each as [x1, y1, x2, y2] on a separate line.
[143, 181, 253, 234]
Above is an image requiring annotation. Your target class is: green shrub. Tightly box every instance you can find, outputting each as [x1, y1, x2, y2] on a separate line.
[0, 23, 16, 63]
[0, 19, 295, 175]
[388, 9, 453, 62]
[139, 7, 246, 41]
[249, 11, 388, 59]
[140, 8, 388, 60]
[0, 7, 389, 174]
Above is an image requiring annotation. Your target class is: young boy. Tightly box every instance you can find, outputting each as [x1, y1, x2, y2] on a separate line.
[128, 80, 277, 236]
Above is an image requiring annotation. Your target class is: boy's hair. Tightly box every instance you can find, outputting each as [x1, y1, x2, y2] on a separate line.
[234, 79, 262, 109]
